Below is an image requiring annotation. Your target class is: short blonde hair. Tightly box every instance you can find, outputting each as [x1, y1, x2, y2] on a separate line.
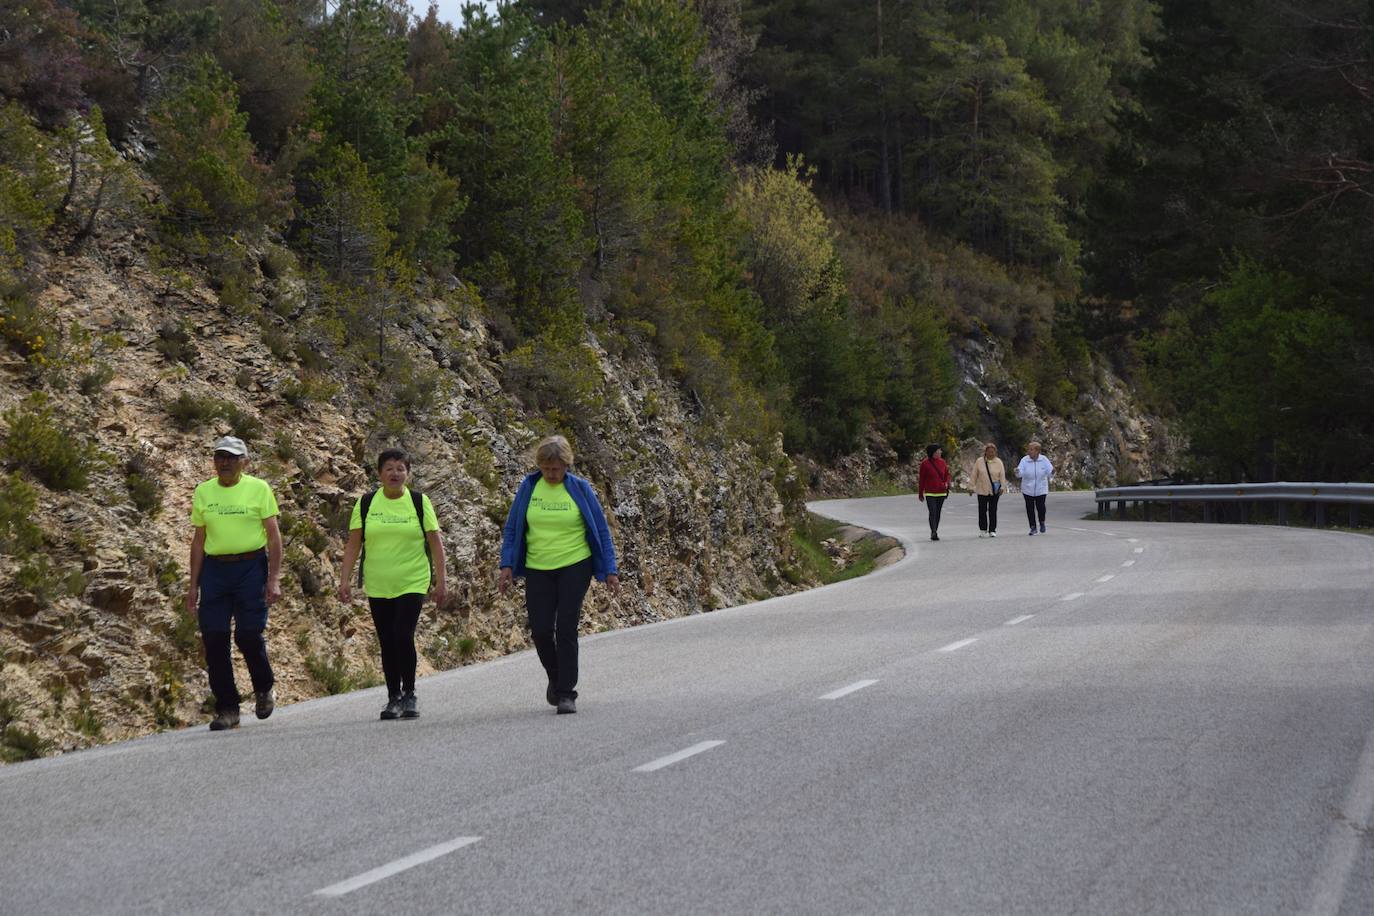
[534, 435, 574, 466]
[984, 441, 997, 453]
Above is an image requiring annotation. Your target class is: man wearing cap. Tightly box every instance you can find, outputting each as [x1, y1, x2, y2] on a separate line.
[185, 435, 283, 731]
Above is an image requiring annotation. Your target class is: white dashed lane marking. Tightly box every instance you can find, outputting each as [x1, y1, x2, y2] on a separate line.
[938, 638, 979, 653]
[819, 680, 878, 701]
[312, 837, 482, 897]
[634, 741, 726, 773]
[1062, 592, 1085, 601]
[1005, 615, 1035, 626]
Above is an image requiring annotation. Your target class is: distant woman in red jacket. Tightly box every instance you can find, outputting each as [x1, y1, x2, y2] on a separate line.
[917, 443, 951, 542]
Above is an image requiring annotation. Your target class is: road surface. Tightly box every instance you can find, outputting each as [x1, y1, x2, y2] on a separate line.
[3, 491, 1373, 914]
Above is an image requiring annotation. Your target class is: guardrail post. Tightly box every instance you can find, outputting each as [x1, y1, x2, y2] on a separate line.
[1315, 503, 1326, 528]
[1169, 502, 1178, 522]
[1239, 501, 1249, 524]
[1278, 503, 1288, 526]
[1116, 499, 1126, 520]
[1352, 505, 1360, 528]
[1203, 502, 1213, 523]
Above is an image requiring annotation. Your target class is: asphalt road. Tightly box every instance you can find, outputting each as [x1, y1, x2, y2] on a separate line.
[4, 491, 1374, 915]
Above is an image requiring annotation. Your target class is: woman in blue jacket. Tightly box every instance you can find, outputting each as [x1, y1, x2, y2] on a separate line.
[499, 435, 619, 714]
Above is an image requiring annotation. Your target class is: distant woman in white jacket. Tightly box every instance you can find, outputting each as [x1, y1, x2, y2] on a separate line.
[1016, 441, 1054, 535]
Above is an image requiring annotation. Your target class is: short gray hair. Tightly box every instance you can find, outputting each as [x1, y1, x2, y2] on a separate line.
[534, 435, 574, 466]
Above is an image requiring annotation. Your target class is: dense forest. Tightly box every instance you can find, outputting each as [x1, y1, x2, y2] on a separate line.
[2, 0, 1372, 481]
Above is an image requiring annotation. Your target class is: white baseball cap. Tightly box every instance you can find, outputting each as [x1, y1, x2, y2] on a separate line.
[211, 436, 248, 456]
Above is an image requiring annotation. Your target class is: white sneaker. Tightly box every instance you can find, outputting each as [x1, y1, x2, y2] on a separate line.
[978, 532, 987, 538]
[989, 531, 997, 538]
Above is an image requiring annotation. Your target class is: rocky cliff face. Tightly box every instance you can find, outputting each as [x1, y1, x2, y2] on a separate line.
[805, 333, 1183, 498]
[0, 241, 803, 758]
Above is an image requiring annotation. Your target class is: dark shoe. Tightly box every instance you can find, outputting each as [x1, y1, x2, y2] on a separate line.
[930, 532, 939, 541]
[1029, 529, 1036, 536]
[1039, 523, 1047, 533]
[546, 682, 558, 707]
[209, 709, 240, 731]
[254, 688, 275, 720]
[400, 691, 419, 719]
[380, 694, 402, 720]
[556, 697, 576, 715]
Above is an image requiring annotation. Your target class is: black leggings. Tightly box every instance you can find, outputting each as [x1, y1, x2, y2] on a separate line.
[1024, 493, 1047, 529]
[369, 593, 424, 696]
[925, 495, 946, 533]
[525, 558, 593, 700]
[978, 494, 1000, 532]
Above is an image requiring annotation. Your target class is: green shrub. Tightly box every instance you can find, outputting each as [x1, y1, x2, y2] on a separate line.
[282, 372, 340, 408]
[125, 455, 163, 516]
[262, 323, 293, 360]
[2, 394, 98, 491]
[167, 393, 261, 441]
[284, 514, 328, 554]
[1, 724, 51, 762]
[148, 56, 286, 243]
[72, 696, 103, 738]
[79, 362, 115, 397]
[305, 652, 379, 695]
[0, 101, 62, 274]
[167, 393, 221, 431]
[154, 322, 198, 364]
[0, 278, 56, 365]
[0, 472, 43, 556]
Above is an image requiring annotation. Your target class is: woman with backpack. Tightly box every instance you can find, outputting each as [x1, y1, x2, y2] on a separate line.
[917, 443, 951, 541]
[338, 448, 447, 721]
[970, 441, 1008, 538]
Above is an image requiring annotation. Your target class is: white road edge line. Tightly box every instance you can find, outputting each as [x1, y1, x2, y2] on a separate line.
[313, 837, 482, 898]
[938, 638, 978, 653]
[820, 679, 878, 700]
[1004, 615, 1035, 626]
[1121, 560, 1136, 567]
[1061, 592, 1084, 601]
[634, 741, 726, 773]
[1097, 574, 1116, 583]
[1304, 724, 1374, 916]
[1127, 538, 1140, 543]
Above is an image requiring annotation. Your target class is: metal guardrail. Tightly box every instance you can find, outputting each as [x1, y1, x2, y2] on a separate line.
[1094, 482, 1374, 527]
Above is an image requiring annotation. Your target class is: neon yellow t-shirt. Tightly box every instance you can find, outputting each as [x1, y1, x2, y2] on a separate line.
[349, 488, 440, 598]
[525, 478, 592, 571]
[191, 474, 279, 556]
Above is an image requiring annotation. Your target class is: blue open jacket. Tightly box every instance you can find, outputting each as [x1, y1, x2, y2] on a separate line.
[499, 471, 618, 581]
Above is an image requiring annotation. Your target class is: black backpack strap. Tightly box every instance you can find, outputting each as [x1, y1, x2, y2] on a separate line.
[357, 489, 377, 588]
[411, 489, 434, 584]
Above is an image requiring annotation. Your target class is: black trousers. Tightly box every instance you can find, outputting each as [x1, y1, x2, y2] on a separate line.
[525, 558, 593, 700]
[925, 495, 946, 533]
[202, 630, 273, 714]
[978, 493, 1001, 532]
[1024, 493, 1047, 529]
[369, 593, 424, 696]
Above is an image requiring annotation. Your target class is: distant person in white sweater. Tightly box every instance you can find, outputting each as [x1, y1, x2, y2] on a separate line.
[1016, 441, 1054, 535]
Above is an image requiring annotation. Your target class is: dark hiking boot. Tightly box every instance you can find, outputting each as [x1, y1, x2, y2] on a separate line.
[380, 693, 402, 720]
[209, 709, 240, 731]
[254, 688, 275, 720]
[556, 697, 577, 715]
[400, 691, 419, 719]
[546, 682, 558, 707]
